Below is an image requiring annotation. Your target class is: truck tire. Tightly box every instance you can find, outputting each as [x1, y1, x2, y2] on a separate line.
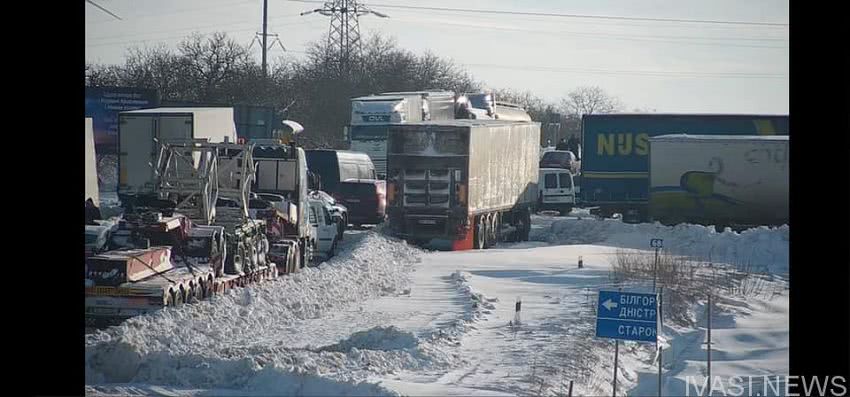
[474, 216, 486, 249]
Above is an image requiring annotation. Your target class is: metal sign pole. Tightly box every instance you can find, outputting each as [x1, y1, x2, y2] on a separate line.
[653, 246, 659, 292]
[658, 346, 663, 397]
[659, 286, 663, 397]
[613, 340, 619, 397]
[707, 293, 711, 394]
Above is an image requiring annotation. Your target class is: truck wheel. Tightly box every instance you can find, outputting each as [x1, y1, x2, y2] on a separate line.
[474, 216, 487, 249]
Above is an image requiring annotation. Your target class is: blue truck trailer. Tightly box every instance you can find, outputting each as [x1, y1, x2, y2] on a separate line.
[579, 114, 789, 222]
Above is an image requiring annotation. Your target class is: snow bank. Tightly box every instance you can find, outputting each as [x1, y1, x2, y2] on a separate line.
[534, 218, 789, 275]
[321, 326, 418, 352]
[85, 233, 431, 390]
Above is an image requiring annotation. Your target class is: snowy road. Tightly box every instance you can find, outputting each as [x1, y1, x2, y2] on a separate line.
[86, 213, 788, 396]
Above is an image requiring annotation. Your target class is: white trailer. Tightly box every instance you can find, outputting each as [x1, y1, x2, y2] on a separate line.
[85, 118, 99, 205]
[117, 107, 237, 196]
[648, 134, 789, 228]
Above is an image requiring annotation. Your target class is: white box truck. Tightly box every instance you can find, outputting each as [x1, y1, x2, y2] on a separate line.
[85, 118, 99, 206]
[117, 107, 237, 196]
[648, 134, 789, 228]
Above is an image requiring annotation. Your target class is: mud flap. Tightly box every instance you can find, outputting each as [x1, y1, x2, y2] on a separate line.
[451, 216, 475, 251]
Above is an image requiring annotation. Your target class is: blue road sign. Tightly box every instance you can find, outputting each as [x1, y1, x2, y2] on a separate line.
[596, 290, 658, 343]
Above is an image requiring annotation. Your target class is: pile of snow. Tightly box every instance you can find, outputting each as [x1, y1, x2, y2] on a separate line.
[321, 326, 418, 352]
[85, 233, 437, 390]
[449, 270, 497, 326]
[534, 218, 789, 275]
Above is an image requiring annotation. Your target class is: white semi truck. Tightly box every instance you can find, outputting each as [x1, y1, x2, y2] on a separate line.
[648, 134, 789, 229]
[348, 91, 456, 177]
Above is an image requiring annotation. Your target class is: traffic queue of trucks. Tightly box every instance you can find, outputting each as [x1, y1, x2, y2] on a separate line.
[85, 89, 790, 327]
[579, 113, 789, 224]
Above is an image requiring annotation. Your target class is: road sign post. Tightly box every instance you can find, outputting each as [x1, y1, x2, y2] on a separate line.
[650, 239, 663, 293]
[596, 290, 659, 396]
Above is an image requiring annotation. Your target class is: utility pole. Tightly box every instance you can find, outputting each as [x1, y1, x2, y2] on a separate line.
[262, 0, 268, 77]
[300, 0, 388, 76]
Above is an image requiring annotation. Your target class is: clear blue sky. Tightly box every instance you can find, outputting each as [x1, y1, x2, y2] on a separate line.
[85, 0, 789, 114]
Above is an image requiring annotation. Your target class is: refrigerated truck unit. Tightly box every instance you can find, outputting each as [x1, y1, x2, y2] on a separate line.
[579, 113, 788, 222]
[648, 134, 788, 228]
[117, 107, 237, 196]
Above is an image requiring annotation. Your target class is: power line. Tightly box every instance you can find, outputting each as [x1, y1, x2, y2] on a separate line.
[86, 14, 305, 43]
[86, 0, 122, 21]
[85, 21, 323, 48]
[460, 63, 787, 79]
[86, 0, 255, 25]
[286, 0, 788, 27]
[385, 16, 788, 49]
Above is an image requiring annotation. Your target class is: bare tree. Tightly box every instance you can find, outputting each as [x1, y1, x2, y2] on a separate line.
[559, 86, 623, 117]
[178, 32, 251, 101]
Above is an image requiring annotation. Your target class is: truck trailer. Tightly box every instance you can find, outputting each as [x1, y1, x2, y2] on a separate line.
[117, 107, 237, 197]
[580, 113, 789, 222]
[385, 120, 540, 250]
[648, 134, 789, 229]
[85, 141, 278, 327]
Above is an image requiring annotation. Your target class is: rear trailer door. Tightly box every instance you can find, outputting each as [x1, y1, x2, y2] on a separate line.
[119, 115, 155, 193]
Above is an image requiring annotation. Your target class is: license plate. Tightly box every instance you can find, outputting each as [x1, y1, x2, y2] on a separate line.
[418, 219, 437, 225]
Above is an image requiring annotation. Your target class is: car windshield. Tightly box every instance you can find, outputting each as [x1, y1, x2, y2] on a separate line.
[85, 233, 100, 244]
[542, 151, 571, 163]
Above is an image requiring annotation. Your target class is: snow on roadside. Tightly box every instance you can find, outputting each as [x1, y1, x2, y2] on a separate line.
[533, 218, 789, 275]
[85, 232, 445, 393]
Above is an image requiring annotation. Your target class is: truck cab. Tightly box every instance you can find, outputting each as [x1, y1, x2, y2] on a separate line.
[538, 168, 577, 216]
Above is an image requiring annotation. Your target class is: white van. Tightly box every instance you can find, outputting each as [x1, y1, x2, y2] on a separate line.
[308, 197, 339, 261]
[538, 168, 578, 215]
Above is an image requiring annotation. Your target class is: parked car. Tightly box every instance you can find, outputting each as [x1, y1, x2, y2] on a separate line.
[539, 150, 578, 172]
[335, 179, 386, 227]
[309, 190, 348, 241]
[538, 168, 579, 216]
[307, 196, 339, 261]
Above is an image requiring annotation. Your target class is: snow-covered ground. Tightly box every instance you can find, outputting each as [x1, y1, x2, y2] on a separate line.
[86, 212, 789, 396]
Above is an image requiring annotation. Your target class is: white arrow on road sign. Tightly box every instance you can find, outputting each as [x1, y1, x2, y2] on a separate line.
[603, 299, 618, 311]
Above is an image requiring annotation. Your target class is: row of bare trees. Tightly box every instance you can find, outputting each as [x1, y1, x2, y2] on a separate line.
[86, 31, 629, 148]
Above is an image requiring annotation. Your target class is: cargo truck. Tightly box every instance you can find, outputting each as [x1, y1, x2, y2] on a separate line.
[251, 142, 315, 268]
[648, 134, 788, 229]
[117, 107, 237, 198]
[580, 114, 789, 222]
[348, 91, 455, 177]
[385, 120, 540, 250]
